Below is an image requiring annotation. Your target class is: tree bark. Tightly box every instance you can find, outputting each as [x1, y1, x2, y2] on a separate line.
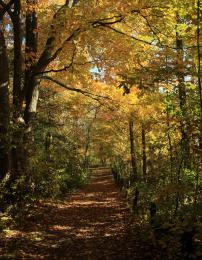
[9, 0, 25, 184]
[129, 117, 138, 182]
[129, 116, 139, 212]
[13, 0, 23, 118]
[24, 0, 38, 126]
[0, 21, 10, 180]
[176, 13, 191, 169]
[83, 107, 99, 168]
[196, 0, 202, 148]
[141, 123, 147, 182]
[6, 0, 39, 194]
[166, 113, 174, 183]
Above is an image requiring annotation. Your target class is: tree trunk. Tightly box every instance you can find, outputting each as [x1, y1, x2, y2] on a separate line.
[141, 123, 147, 182]
[129, 116, 139, 212]
[6, 0, 39, 196]
[10, 0, 25, 184]
[166, 113, 174, 183]
[23, 0, 38, 143]
[83, 107, 99, 168]
[176, 13, 191, 169]
[13, 0, 23, 118]
[196, 0, 202, 149]
[0, 22, 10, 180]
[24, 0, 38, 125]
[174, 159, 183, 217]
[24, 0, 79, 125]
[129, 117, 138, 182]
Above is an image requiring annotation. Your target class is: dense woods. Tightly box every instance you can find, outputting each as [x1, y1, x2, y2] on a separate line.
[0, 0, 201, 259]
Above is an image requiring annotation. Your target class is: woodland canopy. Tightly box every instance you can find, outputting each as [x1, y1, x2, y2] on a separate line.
[0, 0, 201, 258]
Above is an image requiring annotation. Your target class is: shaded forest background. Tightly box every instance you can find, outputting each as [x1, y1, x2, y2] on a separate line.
[0, 0, 201, 258]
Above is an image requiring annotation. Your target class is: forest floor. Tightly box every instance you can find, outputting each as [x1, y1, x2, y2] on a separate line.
[0, 168, 154, 260]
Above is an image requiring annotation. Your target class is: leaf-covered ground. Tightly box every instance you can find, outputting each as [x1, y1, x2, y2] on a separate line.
[0, 169, 154, 259]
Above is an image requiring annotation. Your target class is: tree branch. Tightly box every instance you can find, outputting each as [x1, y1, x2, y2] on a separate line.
[38, 58, 114, 75]
[99, 24, 155, 46]
[36, 42, 77, 75]
[40, 75, 112, 102]
[35, 28, 81, 75]
[91, 14, 124, 27]
[0, 0, 14, 19]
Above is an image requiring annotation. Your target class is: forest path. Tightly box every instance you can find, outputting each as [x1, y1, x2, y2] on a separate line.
[0, 168, 150, 259]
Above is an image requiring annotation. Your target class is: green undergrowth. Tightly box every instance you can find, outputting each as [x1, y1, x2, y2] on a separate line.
[112, 162, 202, 260]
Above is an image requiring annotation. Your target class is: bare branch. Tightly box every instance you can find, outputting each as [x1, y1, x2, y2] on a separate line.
[91, 14, 124, 27]
[37, 43, 77, 75]
[40, 75, 112, 102]
[137, 12, 163, 45]
[0, 0, 14, 19]
[35, 28, 81, 75]
[98, 24, 155, 46]
[38, 58, 114, 75]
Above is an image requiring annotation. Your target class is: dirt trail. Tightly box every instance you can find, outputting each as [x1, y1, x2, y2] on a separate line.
[0, 168, 150, 259]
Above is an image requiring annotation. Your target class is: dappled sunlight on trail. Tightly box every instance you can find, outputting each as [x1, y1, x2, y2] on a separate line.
[0, 168, 149, 259]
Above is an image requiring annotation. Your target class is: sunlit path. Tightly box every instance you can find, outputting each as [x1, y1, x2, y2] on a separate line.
[0, 168, 150, 259]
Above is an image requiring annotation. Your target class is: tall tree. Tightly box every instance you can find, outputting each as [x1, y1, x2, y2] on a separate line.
[196, 0, 202, 148]
[141, 122, 147, 182]
[0, 10, 10, 179]
[176, 12, 191, 169]
[129, 115, 138, 182]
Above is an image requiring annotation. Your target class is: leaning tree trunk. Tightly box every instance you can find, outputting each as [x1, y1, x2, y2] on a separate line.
[11, 0, 80, 186]
[23, 0, 80, 128]
[21, 0, 80, 175]
[0, 21, 10, 180]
